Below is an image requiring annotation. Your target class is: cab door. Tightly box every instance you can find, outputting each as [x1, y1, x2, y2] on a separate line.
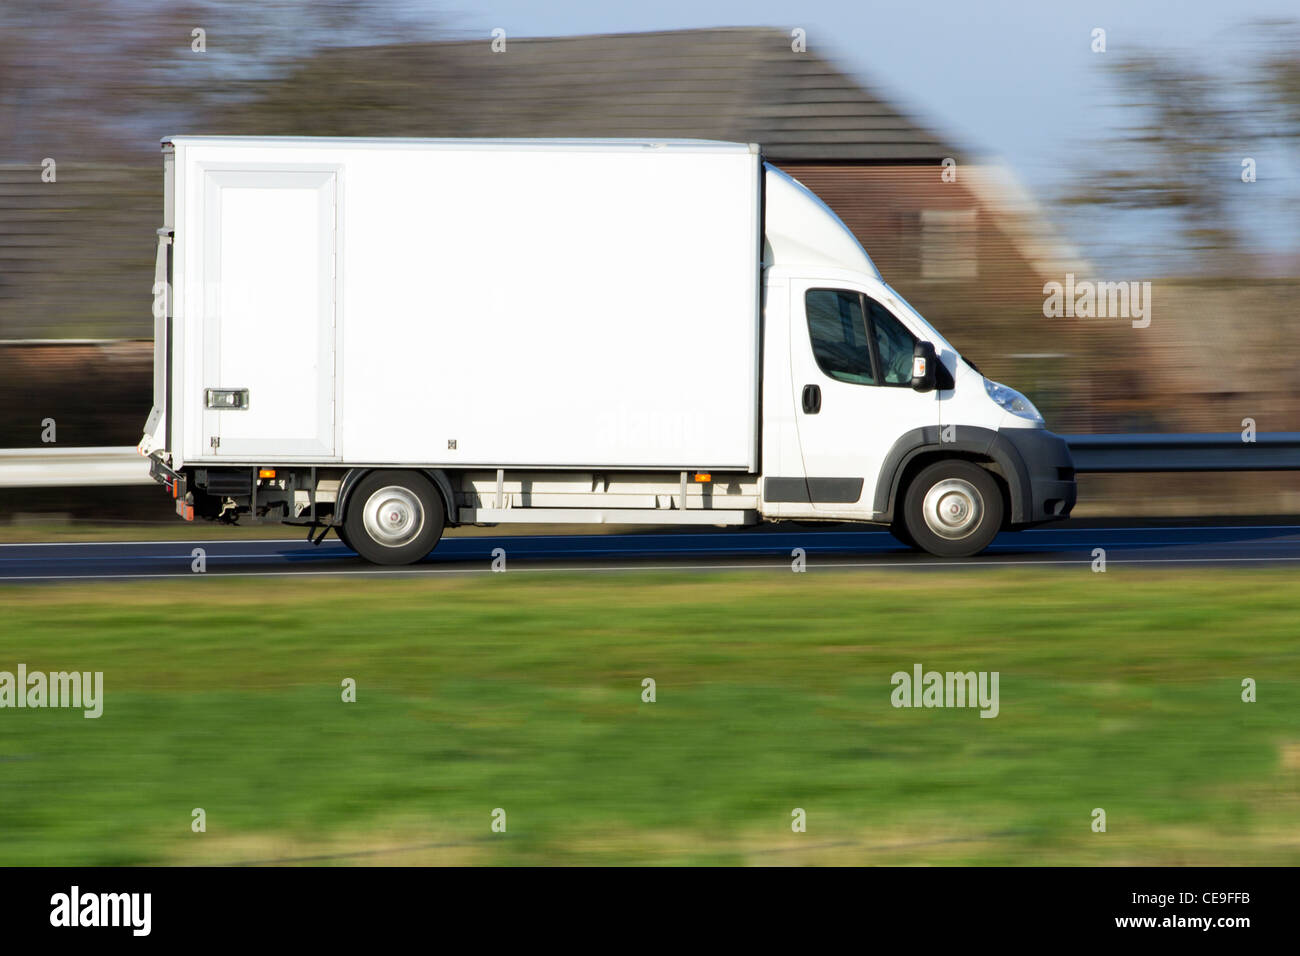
[787, 277, 939, 516]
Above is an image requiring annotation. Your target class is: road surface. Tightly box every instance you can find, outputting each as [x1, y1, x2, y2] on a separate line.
[2, 520, 1299, 580]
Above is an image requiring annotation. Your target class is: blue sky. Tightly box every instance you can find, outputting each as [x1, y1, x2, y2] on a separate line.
[436, 0, 1300, 273]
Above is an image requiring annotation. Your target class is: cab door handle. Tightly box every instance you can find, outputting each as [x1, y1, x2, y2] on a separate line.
[802, 384, 821, 414]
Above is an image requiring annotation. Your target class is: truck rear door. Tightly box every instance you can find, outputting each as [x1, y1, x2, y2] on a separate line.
[200, 168, 338, 459]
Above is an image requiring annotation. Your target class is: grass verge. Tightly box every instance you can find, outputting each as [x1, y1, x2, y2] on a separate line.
[0, 568, 1296, 865]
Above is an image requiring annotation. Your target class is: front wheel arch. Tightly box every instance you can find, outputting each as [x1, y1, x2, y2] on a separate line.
[893, 451, 1012, 531]
[876, 426, 1029, 525]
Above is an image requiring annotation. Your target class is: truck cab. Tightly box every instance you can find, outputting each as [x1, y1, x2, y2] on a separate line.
[758, 165, 1076, 555]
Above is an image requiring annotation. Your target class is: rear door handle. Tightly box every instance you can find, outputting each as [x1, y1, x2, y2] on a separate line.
[802, 384, 821, 414]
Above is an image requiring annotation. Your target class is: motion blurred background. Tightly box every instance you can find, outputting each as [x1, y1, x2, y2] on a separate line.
[1, 0, 1299, 517]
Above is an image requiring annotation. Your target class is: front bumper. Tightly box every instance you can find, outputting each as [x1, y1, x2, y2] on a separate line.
[999, 427, 1077, 524]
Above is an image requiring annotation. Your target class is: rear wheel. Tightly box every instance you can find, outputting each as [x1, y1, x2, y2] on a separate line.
[343, 470, 445, 565]
[902, 460, 1003, 558]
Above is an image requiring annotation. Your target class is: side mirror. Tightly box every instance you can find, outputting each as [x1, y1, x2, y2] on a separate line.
[911, 341, 938, 392]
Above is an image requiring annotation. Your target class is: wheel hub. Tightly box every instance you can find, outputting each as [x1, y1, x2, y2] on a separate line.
[922, 478, 982, 539]
[361, 485, 425, 547]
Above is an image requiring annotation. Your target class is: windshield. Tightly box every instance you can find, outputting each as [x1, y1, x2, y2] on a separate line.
[881, 283, 959, 359]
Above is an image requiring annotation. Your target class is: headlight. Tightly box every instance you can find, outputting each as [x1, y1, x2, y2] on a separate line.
[984, 379, 1043, 423]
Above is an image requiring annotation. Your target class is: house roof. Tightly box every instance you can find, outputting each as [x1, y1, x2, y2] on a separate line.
[299, 28, 953, 162]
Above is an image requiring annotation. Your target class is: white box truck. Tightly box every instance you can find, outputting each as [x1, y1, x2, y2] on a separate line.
[139, 136, 1076, 563]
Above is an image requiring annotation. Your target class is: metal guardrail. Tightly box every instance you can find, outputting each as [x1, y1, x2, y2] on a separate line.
[1066, 433, 1300, 473]
[0, 446, 149, 488]
[0, 434, 1298, 488]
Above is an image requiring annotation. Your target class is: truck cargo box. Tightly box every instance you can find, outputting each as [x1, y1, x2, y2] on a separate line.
[163, 137, 762, 470]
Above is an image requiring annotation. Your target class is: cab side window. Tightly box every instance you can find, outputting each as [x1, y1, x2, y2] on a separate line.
[866, 299, 917, 385]
[804, 290, 876, 385]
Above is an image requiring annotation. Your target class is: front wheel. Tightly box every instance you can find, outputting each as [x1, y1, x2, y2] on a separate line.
[888, 521, 919, 551]
[343, 470, 445, 565]
[901, 460, 1004, 558]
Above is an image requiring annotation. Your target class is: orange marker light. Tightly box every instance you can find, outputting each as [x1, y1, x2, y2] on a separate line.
[258, 468, 277, 479]
[693, 472, 712, 483]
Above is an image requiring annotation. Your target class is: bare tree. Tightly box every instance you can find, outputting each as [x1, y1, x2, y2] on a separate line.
[0, 0, 441, 162]
[1066, 55, 1247, 264]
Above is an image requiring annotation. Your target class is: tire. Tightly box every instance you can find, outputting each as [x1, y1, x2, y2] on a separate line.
[901, 460, 1004, 558]
[336, 524, 355, 552]
[343, 470, 445, 565]
[888, 522, 919, 551]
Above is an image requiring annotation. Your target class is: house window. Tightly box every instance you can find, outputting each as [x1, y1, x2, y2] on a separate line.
[919, 209, 977, 280]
